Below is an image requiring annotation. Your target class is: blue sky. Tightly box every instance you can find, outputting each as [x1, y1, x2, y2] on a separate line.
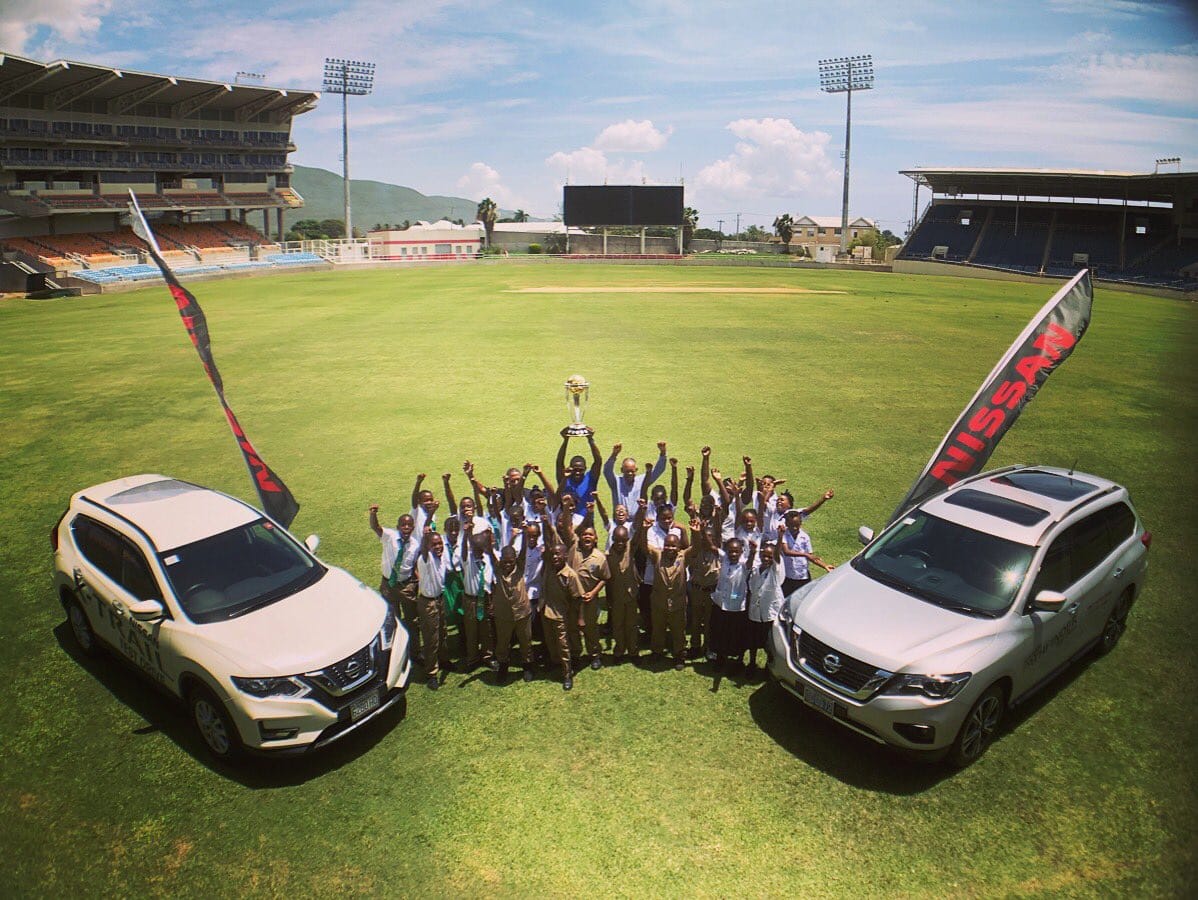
[4, 0, 1196, 232]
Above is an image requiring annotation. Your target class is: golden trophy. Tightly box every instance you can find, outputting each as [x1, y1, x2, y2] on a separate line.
[563, 375, 591, 437]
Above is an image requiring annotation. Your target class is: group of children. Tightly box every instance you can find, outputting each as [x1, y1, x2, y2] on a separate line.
[368, 429, 835, 692]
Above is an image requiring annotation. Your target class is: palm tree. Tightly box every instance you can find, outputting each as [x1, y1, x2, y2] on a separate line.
[773, 213, 795, 254]
[477, 197, 498, 247]
[682, 206, 699, 251]
[514, 209, 529, 223]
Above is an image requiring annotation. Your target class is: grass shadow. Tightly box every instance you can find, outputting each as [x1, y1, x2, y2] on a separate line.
[54, 622, 407, 788]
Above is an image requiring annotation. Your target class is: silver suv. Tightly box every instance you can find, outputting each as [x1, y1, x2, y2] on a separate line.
[768, 466, 1150, 766]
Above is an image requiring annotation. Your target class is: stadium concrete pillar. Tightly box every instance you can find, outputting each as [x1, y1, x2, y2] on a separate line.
[276, 208, 283, 240]
[640, 227, 645, 254]
[602, 227, 607, 256]
[262, 209, 269, 237]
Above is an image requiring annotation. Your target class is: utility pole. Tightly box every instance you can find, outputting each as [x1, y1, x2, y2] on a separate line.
[735, 213, 740, 240]
[717, 218, 724, 248]
[818, 55, 875, 258]
[322, 58, 375, 241]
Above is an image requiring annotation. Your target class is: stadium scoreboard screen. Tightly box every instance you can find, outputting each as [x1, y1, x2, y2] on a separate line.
[563, 186, 684, 227]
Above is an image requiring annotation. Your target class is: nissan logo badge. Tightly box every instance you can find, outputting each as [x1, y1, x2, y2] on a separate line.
[823, 653, 842, 675]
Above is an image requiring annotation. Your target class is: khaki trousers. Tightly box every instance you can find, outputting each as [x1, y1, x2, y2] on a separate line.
[381, 577, 421, 660]
[565, 598, 584, 663]
[542, 615, 571, 678]
[610, 593, 639, 657]
[461, 593, 495, 666]
[651, 595, 687, 659]
[417, 594, 450, 678]
[494, 614, 534, 667]
[689, 585, 713, 652]
[581, 598, 602, 659]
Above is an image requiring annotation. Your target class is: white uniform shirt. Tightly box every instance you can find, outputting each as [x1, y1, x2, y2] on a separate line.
[760, 494, 783, 534]
[511, 533, 544, 599]
[461, 546, 494, 595]
[783, 528, 815, 580]
[712, 551, 749, 612]
[605, 519, 635, 550]
[379, 527, 420, 581]
[416, 550, 448, 597]
[748, 558, 785, 622]
[412, 504, 439, 536]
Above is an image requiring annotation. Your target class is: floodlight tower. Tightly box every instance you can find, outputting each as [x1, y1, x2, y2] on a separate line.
[322, 58, 375, 240]
[818, 55, 874, 258]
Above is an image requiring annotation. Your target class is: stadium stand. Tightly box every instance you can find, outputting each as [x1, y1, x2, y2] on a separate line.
[897, 168, 1198, 291]
[0, 53, 316, 290]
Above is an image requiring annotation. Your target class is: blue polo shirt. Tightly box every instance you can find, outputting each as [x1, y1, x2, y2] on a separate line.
[561, 470, 599, 509]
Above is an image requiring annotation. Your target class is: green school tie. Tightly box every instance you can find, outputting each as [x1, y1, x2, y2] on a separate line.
[388, 537, 407, 588]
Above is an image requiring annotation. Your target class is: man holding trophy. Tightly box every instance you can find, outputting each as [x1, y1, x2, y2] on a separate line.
[556, 375, 602, 510]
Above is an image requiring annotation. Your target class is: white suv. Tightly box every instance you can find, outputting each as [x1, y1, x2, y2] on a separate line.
[769, 466, 1150, 766]
[53, 475, 412, 759]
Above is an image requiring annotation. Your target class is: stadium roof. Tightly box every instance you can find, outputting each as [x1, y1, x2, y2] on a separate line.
[0, 53, 318, 122]
[900, 167, 1197, 205]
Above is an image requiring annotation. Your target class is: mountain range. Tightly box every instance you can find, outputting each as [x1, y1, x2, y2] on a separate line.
[284, 165, 515, 232]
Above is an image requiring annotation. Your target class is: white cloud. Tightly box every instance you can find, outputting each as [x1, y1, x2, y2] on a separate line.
[695, 118, 838, 202]
[544, 147, 647, 185]
[456, 162, 517, 208]
[0, 0, 111, 53]
[1040, 50, 1198, 105]
[592, 119, 673, 152]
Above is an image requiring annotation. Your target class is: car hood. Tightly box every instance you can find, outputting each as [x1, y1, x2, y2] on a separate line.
[189, 567, 387, 675]
[791, 565, 998, 673]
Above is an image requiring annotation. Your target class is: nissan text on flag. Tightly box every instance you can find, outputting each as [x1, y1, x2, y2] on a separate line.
[53, 475, 412, 759]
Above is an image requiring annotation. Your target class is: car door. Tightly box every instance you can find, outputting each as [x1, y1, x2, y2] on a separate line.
[1018, 525, 1082, 691]
[111, 536, 175, 689]
[1056, 507, 1123, 657]
[69, 515, 128, 649]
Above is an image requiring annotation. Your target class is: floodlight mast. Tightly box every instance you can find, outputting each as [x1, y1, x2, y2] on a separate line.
[818, 55, 874, 257]
[322, 58, 376, 240]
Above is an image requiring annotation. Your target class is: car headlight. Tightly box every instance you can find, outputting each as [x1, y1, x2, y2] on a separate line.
[882, 672, 972, 700]
[380, 607, 398, 651]
[231, 675, 309, 698]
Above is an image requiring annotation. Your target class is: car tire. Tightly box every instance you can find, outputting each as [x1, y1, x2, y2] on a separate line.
[949, 683, 1005, 768]
[65, 597, 99, 656]
[187, 684, 242, 761]
[1095, 589, 1133, 657]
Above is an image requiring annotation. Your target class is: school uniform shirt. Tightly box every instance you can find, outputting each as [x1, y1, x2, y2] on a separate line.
[760, 494, 782, 534]
[511, 533, 545, 600]
[712, 551, 750, 612]
[605, 520, 636, 550]
[541, 564, 583, 621]
[461, 547, 493, 595]
[782, 528, 815, 581]
[606, 548, 639, 598]
[735, 526, 763, 555]
[416, 550, 449, 597]
[575, 547, 611, 599]
[643, 523, 685, 583]
[380, 527, 421, 581]
[645, 546, 688, 611]
[748, 559, 786, 622]
[688, 544, 720, 589]
[709, 490, 736, 540]
[493, 567, 532, 621]
[412, 505, 438, 536]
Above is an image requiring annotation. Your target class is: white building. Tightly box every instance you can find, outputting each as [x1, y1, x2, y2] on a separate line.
[367, 220, 483, 260]
[792, 215, 878, 261]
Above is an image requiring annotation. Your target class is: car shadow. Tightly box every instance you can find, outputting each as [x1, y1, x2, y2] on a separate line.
[54, 622, 407, 788]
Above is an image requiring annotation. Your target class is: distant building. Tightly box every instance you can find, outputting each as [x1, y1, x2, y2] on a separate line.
[367, 219, 483, 260]
[792, 215, 877, 261]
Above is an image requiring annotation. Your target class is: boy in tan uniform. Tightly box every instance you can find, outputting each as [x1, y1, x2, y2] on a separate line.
[687, 510, 720, 659]
[560, 519, 610, 671]
[635, 498, 697, 670]
[605, 525, 639, 661]
[484, 532, 536, 684]
[540, 519, 584, 691]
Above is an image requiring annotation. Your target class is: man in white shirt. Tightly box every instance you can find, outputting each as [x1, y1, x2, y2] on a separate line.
[603, 440, 668, 512]
[369, 504, 423, 663]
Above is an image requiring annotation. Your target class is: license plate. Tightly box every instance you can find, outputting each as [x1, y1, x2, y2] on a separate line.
[349, 690, 381, 722]
[803, 685, 836, 717]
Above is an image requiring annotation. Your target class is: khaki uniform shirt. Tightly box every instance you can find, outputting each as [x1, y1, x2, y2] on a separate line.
[606, 549, 638, 603]
[689, 545, 720, 588]
[647, 547, 688, 612]
[575, 547, 610, 600]
[542, 564, 583, 621]
[493, 567, 531, 622]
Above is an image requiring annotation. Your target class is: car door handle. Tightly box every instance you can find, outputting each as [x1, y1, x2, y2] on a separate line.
[1066, 602, 1080, 616]
[1112, 567, 1125, 579]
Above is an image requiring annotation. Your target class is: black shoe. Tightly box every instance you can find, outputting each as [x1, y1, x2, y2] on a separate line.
[426, 676, 439, 691]
[563, 676, 573, 692]
[522, 668, 534, 682]
[674, 659, 685, 671]
[486, 658, 500, 672]
[590, 657, 602, 670]
[746, 660, 758, 674]
[497, 664, 509, 683]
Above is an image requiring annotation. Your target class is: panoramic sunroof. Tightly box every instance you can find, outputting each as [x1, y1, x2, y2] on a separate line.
[993, 470, 1097, 501]
[943, 489, 1049, 526]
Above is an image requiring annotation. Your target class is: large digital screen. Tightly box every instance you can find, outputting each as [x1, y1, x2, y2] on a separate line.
[563, 185, 684, 226]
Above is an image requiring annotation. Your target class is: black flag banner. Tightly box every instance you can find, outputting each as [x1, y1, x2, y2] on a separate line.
[889, 269, 1093, 525]
[129, 193, 300, 528]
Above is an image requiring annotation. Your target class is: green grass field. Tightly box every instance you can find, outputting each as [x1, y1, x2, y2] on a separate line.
[1, 264, 1194, 897]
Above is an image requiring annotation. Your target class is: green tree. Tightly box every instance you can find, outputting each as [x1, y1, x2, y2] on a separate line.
[743, 224, 769, 242]
[514, 209, 529, 223]
[477, 197, 498, 247]
[773, 214, 795, 253]
[318, 218, 346, 239]
[682, 206, 699, 250]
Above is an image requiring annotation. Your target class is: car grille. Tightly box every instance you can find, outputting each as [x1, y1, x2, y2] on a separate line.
[796, 631, 891, 699]
[303, 638, 378, 697]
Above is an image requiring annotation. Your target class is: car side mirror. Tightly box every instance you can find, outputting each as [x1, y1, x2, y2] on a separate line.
[129, 598, 165, 622]
[858, 526, 874, 546]
[1030, 590, 1068, 613]
[304, 534, 320, 553]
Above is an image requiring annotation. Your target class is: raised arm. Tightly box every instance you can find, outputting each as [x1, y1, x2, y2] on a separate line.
[594, 494, 610, 530]
[684, 517, 702, 559]
[604, 443, 621, 493]
[463, 460, 489, 499]
[741, 456, 755, 506]
[586, 428, 602, 480]
[700, 445, 712, 495]
[554, 430, 570, 486]
[669, 457, 679, 507]
[800, 489, 835, 517]
[683, 464, 695, 509]
[411, 472, 426, 509]
[442, 473, 458, 515]
[515, 530, 528, 575]
[529, 463, 554, 493]
[644, 441, 668, 486]
[633, 498, 649, 548]
[368, 503, 383, 537]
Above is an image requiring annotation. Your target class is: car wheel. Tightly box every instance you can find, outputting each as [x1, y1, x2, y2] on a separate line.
[66, 598, 98, 656]
[949, 684, 1005, 768]
[188, 684, 242, 760]
[1095, 589, 1132, 656]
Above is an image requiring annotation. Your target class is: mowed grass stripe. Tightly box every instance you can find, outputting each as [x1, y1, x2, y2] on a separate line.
[0, 264, 1194, 897]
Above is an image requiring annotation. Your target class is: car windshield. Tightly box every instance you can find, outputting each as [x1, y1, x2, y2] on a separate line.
[159, 519, 323, 624]
[852, 511, 1034, 616]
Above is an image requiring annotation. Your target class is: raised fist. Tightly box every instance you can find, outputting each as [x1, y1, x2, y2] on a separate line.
[657, 441, 667, 453]
[742, 456, 751, 467]
[685, 465, 695, 477]
[612, 442, 623, 455]
[701, 446, 711, 457]
[824, 489, 835, 501]
[669, 457, 678, 466]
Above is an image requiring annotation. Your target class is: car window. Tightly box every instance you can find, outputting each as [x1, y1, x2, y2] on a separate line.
[119, 541, 162, 601]
[1105, 502, 1136, 548]
[1030, 534, 1073, 596]
[1070, 509, 1116, 577]
[73, 515, 124, 583]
